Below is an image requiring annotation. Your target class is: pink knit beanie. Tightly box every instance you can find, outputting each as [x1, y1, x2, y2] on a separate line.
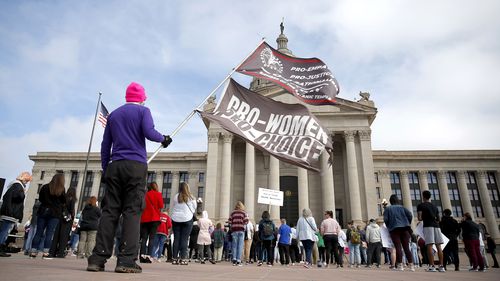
[125, 82, 147, 103]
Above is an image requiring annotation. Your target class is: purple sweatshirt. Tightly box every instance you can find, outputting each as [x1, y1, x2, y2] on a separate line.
[101, 103, 164, 171]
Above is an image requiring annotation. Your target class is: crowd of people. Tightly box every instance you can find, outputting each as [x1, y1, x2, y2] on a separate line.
[1, 176, 499, 275]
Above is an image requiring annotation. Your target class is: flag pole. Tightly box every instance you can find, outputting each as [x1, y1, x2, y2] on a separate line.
[78, 92, 102, 211]
[148, 38, 266, 164]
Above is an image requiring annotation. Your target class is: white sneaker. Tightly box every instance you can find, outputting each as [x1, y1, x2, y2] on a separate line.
[410, 265, 415, 272]
[438, 266, 446, 272]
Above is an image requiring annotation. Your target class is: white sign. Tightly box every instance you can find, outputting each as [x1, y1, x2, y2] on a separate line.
[257, 187, 284, 206]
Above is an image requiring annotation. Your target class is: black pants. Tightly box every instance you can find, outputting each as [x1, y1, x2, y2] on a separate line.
[323, 234, 340, 265]
[89, 160, 147, 267]
[290, 240, 300, 263]
[49, 219, 72, 257]
[366, 241, 382, 266]
[278, 243, 290, 265]
[443, 239, 460, 270]
[172, 220, 193, 260]
[260, 240, 274, 264]
[140, 221, 160, 256]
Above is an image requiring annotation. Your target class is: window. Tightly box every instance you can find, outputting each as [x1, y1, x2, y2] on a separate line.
[427, 172, 443, 214]
[447, 172, 463, 217]
[198, 172, 205, 183]
[374, 172, 379, 183]
[376, 186, 381, 199]
[162, 172, 173, 209]
[147, 171, 156, 185]
[70, 171, 79, 189]
[179, 171, 189, 188]
[390, 172, 402, 200]
[466, 172, 483, 217]
[80, 171, 94, 208]
[197, 186, 204, 199]
[40, 171, 45, 180]
[408, 172, 421, 215]
[98, 175, 106, 201]
[486, 172, 500, 218]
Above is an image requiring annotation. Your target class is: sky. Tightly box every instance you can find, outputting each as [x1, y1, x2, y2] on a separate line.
[1, 0, 499, 183]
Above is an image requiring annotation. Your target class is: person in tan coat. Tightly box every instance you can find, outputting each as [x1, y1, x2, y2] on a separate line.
[197, 210, 215, 264]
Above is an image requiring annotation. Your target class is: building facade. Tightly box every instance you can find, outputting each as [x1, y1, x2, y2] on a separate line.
[26, 31, 500, 241]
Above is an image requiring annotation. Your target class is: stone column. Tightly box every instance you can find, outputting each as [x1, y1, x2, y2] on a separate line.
[477, 171, 500, 239]
[91, 171, 101, 197]
[219, 133, 233, 221]
[269, 155, 280, 221]
[320, 151, 335, 212]
[298, 167, 309, 217]
[204, 132, 220, 219]
[437, 171, 452, 212]
[358, 129, 378, 219]
[64, 171, 71, 191]
[400, 170, 413, 212]
[379, 170, 392, 203]
[244, 143, 255, 221]
[457, 170, 474, 219]
[418, 170, 429, 191]
[344, 131, 362, 223]
[170, 171, 179, 208]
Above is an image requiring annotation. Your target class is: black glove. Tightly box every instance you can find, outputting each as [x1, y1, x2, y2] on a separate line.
[162, 135, 172, 148]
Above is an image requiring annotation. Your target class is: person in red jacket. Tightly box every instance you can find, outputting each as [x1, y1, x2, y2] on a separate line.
[151, 210, 172, 261]
[139, 182, 164, 263]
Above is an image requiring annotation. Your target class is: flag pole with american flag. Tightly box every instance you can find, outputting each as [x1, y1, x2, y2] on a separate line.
[78, 92, 109, 211]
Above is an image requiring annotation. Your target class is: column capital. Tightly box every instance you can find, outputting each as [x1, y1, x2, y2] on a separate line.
[400, 170, 409, 177]
[358, 129, 371, 141]
[457, 170, 467, 179]
[189, 171, 198, 179]
[477, 170, 487, 179]
[378, 170, 390, 178]
[208, 132, 220, 143]
[344, 130, 356, 142]
[437, 170, 448, 179]
[222, 132, 233, 143]
[418, 170, 428, 176]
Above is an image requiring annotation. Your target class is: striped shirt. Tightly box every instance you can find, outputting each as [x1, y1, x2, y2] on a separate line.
[229, 210, 248, 232]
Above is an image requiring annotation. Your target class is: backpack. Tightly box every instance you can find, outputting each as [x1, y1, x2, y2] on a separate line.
[350, 229, 361, 244]
[262, 221, 274, 237]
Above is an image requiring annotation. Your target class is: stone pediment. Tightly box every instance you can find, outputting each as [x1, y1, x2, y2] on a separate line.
[258, 85, 377, 125]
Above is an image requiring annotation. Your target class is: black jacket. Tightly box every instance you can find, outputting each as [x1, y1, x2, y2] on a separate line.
[460, 219, 480, 240]
[0, 182, 25, 221]
[439, 215, 461, 240]
[79, 204, 101, 231]
[37, 184, 66, 218]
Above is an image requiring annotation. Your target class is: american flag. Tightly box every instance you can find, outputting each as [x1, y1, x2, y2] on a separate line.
[98, 102, 109, 128]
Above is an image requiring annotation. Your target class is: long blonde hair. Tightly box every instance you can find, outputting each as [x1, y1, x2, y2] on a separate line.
[49, 173, 65, 196]
[178, 182, 193, 203]
[234, 201, 245, 211]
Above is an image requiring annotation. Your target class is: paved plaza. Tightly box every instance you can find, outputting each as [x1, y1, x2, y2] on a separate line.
[0, 253, 498, 281]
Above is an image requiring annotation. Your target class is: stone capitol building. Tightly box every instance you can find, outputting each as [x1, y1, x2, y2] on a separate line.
[26, 30, 500, 241]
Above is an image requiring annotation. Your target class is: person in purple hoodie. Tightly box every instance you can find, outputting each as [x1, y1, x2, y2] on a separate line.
[87, 82, 172, 274]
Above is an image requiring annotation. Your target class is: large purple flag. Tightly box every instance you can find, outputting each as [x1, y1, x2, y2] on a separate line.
[236, 42, 339, 105]
[198, 79, 333, 172]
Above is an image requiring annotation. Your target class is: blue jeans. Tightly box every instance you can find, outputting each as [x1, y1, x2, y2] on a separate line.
[172, 220, 193, 260]
[24, 225, 37, 252]
[152, 234, 167, 259]
[349, 242, 361, 265]
[231, 231, 244, 262]
[302, 239, 314, 264]
[0, 220, 15, 245]
[31, 213, 59, 253]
